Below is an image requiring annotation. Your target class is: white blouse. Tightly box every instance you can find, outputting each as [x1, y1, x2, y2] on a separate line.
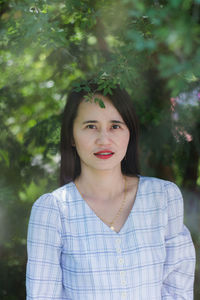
[26, 176, 196, 299]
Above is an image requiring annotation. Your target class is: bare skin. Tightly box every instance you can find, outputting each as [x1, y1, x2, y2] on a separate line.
[75, 175, 139, 233]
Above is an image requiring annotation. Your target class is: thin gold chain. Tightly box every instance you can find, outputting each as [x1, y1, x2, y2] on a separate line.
[76, 177, 127, 232]
[107, 176, 127, 231]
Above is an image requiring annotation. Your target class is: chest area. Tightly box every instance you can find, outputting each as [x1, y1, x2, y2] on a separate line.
[61, 200, 167, 272]
[82, 195, 136, 233]
[76, 181, 139, 233]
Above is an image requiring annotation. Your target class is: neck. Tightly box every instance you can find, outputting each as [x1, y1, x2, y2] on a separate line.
[75, 166, 125, 200]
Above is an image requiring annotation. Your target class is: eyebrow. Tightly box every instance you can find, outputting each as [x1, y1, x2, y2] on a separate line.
[82, 120, 125, 124]
[111, 120, 125, 124]
[82, 120, 97, 124]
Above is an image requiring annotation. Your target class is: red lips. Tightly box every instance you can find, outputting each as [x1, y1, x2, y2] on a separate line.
[94, 149, 114, 159]
[94, 150, 114, 159]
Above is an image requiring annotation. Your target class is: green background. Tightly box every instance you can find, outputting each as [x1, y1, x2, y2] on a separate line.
[0, 0, 200, 298]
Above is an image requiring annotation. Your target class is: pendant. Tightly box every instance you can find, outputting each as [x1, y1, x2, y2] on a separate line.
[110, 226, 115, 231]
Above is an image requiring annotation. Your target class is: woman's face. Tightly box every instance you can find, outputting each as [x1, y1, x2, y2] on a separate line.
[72, 95, 130, 174]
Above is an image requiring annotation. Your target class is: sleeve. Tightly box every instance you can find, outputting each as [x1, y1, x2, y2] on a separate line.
[26, 193, 66, 300]
[161, 182, 196, 299]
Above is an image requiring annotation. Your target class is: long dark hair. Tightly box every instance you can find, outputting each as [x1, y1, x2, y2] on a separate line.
[60, 82, 140, 186]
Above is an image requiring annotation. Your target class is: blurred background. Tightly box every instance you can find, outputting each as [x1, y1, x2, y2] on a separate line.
[0, 0, 200, 299]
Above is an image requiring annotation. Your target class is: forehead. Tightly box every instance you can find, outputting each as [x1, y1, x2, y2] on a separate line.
[75, 95, 123, 121]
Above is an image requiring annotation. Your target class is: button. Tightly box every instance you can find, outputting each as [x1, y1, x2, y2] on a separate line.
[116, 238, 121, 244]
[118, 258, 124, 265]
[121, 279, 126, 285]
[122, 292, 127, 298]
[120, 271, 126, 277]
[116, 247, 122, 254]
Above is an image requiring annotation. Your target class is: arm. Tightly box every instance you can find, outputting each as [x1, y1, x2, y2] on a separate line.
[161, 182, 196, 299]
[26, 193, 66, 299]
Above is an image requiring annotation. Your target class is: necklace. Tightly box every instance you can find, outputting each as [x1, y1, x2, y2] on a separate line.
[105, 176, 127, 231]
[75, 176, 127, 232]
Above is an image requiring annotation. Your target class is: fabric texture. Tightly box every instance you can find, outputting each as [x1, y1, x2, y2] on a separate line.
[26, 176, 196, 300]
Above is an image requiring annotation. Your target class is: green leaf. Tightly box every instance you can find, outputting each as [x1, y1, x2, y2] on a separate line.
[83, 86, 91, 92]
[94, 97, 100, 103]
[103, 87, 109, 96]
[83, 95, 90, 102]
[99, 99, 105, 108]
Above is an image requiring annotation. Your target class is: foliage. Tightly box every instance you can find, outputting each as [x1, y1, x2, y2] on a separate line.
[0, 0, 200, 298]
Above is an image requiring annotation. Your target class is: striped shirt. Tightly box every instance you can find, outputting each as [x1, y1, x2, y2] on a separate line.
[26, 176, 196, 299]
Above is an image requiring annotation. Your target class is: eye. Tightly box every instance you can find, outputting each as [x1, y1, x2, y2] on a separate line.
[86, 124, 96, 129]
[112, 124, 120, 129]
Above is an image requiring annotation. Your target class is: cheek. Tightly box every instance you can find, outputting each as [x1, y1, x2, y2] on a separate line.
[121, 131, 130, 147]
[73, 126, 82, 146]
[74, 134, 84, 149]
[73, 131, 91, 150]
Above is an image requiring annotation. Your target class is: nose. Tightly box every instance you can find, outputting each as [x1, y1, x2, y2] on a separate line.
[96, 129, 111, 145]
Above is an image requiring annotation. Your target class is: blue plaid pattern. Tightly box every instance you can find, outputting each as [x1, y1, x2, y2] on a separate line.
[26, 176, 196, 299]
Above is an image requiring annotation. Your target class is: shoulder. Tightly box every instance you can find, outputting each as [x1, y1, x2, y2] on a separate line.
[139, 176, 183, 210]
[139, 175, 181, 193]
[32, 182, 77, 210]
[126, 175, 178, 195]
[29, 182, 77, 225]
[137, 176, 184, 220]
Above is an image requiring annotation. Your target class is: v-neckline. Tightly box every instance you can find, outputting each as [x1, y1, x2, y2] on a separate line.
[72, 175, 142, 235]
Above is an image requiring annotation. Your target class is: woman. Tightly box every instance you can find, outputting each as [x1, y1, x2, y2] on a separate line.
[26, 82, 196, 299]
